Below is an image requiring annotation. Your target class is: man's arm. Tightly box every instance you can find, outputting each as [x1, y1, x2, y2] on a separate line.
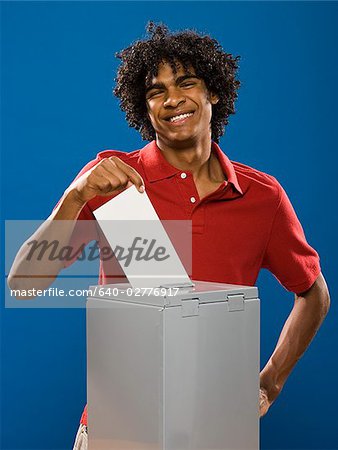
[7, 189, 89, 294]
[259, 272, 330, 417]
[7, 156, 144, 296]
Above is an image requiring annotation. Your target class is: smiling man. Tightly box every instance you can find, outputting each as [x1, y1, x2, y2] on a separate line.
[8, 22, 330, 450]
[144, 62, 225, 200]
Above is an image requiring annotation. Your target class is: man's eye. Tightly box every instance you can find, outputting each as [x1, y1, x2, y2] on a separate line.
[147, 90, 163, 99]
[181, 82, 195, 88]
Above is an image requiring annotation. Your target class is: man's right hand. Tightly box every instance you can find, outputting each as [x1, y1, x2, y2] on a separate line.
[69, 156, 145, 205]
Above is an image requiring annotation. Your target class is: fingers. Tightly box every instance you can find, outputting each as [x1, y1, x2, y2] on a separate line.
[259, 388, 270, 417]
[108, 157, 145, 192]
[99, 165, 130, 192]
[72, 156, 145, 203]
[93, 157, 144, 195]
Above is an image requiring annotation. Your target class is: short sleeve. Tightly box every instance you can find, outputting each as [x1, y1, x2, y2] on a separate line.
[262, 183, 321, 293]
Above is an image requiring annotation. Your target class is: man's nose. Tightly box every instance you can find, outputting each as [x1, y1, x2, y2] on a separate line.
[163, 88, 185, 108]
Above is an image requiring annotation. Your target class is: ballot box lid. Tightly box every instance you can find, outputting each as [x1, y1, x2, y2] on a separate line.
[88, 280, 258, 307]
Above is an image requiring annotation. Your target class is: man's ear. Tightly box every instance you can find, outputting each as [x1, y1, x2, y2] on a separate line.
[210, 92, 219, 105]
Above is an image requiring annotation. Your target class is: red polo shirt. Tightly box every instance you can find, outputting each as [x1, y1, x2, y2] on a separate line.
[73, 140, 320, 426]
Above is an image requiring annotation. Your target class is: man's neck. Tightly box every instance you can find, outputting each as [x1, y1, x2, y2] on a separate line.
[156, 135, 225, 184]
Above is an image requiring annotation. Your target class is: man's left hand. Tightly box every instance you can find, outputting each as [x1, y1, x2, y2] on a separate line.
[259, 387, 272, 417]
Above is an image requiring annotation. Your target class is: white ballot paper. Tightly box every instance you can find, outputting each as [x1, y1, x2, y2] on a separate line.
[93, 185, 192, 289]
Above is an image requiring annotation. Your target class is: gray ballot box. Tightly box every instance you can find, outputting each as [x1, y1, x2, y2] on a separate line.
[87, 281, 260, 450]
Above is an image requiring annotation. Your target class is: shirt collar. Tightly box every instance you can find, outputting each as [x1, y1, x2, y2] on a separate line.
[211, 142, 243, 195]
[140, 140, 243, 195]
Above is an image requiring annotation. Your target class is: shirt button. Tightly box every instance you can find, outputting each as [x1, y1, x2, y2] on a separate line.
[180, 172, 187, 179]
[190, 196, 196, 203]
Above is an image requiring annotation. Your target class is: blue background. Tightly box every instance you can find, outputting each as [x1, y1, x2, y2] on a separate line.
[1, 1, 337, 449]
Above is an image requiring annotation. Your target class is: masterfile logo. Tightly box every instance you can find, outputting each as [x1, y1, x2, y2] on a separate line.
[5, 219, 192, 307]
[25, 236, 170, 267]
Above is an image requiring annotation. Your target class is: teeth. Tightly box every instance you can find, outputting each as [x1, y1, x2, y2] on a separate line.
[169, 113, 193, 123]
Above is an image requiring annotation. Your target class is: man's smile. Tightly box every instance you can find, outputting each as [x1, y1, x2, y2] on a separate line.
[163, 111, 195, 125]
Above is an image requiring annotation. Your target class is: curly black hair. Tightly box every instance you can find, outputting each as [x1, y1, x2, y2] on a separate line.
[114, 22, 240, 143]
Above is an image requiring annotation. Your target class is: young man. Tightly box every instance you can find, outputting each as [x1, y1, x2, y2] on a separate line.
[8, 23, 330, 450]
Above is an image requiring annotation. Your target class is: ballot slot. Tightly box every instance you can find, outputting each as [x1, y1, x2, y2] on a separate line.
[88, 281, 257, 307]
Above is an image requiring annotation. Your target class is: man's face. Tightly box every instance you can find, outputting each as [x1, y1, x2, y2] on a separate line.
[145, 61, 218, 147]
